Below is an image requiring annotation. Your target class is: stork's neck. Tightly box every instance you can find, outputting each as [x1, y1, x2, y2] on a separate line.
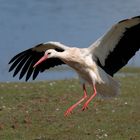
[56, 48, 83, 64]
[53, 50, 68, 60]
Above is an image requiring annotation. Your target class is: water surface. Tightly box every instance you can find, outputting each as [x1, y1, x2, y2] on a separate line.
[1, 0, 140, 81]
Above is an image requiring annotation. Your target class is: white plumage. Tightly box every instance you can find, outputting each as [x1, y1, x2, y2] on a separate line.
[9, 16, 140, 116]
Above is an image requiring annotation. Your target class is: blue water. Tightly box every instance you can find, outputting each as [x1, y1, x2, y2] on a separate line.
[1, 0, 140, 82]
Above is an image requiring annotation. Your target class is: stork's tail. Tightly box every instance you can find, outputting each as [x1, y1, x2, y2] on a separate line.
[96, 74, 120, 98]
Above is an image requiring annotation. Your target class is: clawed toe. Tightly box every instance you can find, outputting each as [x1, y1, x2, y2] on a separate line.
[82, 104, 88, 111]
[64, 107, 74, 117]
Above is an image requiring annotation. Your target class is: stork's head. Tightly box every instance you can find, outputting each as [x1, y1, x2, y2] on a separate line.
[45, 49, 57, 58]
[33, 49, 57, 67]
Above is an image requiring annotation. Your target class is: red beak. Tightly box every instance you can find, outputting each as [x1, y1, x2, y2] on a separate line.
[33, 55, 48, 68]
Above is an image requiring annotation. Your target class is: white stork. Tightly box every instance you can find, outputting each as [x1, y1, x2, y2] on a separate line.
[9, 16, 140, 116]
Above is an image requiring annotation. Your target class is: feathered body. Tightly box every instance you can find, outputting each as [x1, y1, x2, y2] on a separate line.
[56, 47, 120, 97]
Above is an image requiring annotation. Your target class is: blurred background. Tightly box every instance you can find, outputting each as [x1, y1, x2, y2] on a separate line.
[1, 0, 140, 82]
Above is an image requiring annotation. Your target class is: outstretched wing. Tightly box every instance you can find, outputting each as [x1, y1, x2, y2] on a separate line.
[9, 42, 68, 81]
[90, 16, 140, 76]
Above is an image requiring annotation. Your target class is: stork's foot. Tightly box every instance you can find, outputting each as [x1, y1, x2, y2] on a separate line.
[64, 105, 75, 116]
[82, 102, 89, 111]
[64, 84, 88, 117]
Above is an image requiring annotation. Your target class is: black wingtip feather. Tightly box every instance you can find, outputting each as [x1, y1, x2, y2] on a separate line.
[9, 53, 27, 72]
[26, 67, 33, 81]
[32, 67, 40, 80]
[25, 59, 37, 81]
[8, 50, 29, 64]
[12, 55, 30, 77]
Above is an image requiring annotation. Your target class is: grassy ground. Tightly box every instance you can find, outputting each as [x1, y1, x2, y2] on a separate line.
[0, 68, 140, 140]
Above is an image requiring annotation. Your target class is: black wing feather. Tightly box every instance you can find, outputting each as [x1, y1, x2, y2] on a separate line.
[19, 56, 33, 79]
[8, 50, 29, 64]
[97, 17, 140, 76]
[25, 59, 35, 81]
[32, 67, 40, 80]
[9, 53, 28, 72]
[13, 55, 30, 77]
[9, 44, 65, 81]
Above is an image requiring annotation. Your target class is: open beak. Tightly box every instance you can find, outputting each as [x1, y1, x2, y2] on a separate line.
[33, 55, 48, 68]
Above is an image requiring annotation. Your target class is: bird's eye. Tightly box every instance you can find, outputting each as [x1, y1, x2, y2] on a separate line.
[48, 52, 51, 55]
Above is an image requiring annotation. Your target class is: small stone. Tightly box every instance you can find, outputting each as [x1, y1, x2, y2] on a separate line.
[124, 102, 128, 105]
[104, 133, 108, 137]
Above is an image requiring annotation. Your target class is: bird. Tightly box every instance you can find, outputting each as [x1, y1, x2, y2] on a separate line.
[9, 16, 140, 116]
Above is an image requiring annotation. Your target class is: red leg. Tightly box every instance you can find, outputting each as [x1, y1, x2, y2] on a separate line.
[82, 84, 97, 111]
[64, 84, 88, 116]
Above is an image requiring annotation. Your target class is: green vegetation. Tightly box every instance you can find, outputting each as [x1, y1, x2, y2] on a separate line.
[0, 68, 140, 140]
